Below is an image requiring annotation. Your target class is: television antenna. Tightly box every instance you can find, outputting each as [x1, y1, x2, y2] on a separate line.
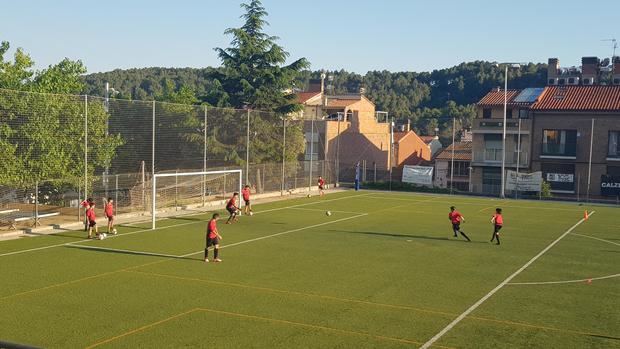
[602, 38, 617, 75]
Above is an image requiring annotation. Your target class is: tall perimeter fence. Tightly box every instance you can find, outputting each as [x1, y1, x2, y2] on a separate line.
[0, 88, 336, 231]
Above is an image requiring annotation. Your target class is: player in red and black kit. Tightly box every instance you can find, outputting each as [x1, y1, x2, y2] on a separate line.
[242, 185, 252, 215]
[105, 197, 116, 234]
[448, 206, 471, 241]
[86, 202, 99, 239]
[318, 176, 325, 197]
[490, 208, 503, 245]
[204, 213, 222, 263]
[225, 192, 240, 224]
[81, 198, 93, 231]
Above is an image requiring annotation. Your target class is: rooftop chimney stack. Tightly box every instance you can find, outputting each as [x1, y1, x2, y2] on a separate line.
[581, 56, 600, 85]
[547, 58, 559, 85]
[613, 56, 620, 85]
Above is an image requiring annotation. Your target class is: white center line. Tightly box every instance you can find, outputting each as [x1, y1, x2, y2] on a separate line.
[418, 211, 595, 349]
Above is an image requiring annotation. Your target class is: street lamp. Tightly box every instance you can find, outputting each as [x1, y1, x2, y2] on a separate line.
[498, 63, 522, 199]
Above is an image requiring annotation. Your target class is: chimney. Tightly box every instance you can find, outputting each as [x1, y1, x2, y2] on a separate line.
[581, 56, 600, 84]
[308, 79, 323, 93]
[548, 58, 559, 84]
[406, 119, 411, 132]
[613, 56, 620, 85]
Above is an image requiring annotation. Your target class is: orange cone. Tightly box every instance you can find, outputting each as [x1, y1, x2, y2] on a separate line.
[584, 210, 589, 221]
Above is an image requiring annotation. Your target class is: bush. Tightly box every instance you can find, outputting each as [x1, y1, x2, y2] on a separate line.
[540, 181, 552, 198]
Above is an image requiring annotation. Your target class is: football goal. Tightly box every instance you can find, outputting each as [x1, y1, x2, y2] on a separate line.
[151, 169, 242, 229]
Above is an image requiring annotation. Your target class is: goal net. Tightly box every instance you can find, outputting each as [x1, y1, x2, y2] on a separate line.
[151, 169, 242, 229]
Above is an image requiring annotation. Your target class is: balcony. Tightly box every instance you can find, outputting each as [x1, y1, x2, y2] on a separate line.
[472, 148, 528, 167]
[472, 118, 531, 134]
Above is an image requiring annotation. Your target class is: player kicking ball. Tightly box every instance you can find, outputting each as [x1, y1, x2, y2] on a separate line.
[490, 208, 503, 245]
[225, 192, 240, 224]
[318, 176, 325, 197]
[204, 213, 222, 263]
[242, 185, 252, 216]
[448, 206, 471, 241]
[86, 202, 100, 239]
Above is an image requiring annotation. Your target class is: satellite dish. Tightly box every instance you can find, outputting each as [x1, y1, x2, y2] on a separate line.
[600, 58, 610, 67]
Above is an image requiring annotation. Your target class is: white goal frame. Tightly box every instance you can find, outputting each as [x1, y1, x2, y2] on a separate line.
[151, 169, 242, 229]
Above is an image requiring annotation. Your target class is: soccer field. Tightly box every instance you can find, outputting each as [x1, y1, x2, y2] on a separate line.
[1, 191, 619, 349]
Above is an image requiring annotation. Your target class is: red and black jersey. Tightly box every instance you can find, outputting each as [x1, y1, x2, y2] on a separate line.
[448, 211, 462, 224]
[226, 197, 237, 209]
[86, 208, 96, 222]
[207, 219, 218, 239]
[242, 188, 251, 201]
[493, 214, 503, 226]
[318, 178, 325, 187]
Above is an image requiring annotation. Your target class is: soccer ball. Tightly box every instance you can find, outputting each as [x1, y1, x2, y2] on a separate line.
[307, 194, 311, 198]
[326, 211, 332, 216]
[112, 229, 117, 235]
[249, 212, 253, 216]
[98, 233, 106, 240]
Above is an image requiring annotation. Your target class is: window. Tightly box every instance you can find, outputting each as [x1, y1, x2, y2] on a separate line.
[542, 129, 577, 156]
[449, 161, 470, 177]
[609, 131, 620, 158]
[483, 108, 492, 119]
[482, 167, 501, 194]
[506, 108, 513, 119]
[518, 109, 529, 119]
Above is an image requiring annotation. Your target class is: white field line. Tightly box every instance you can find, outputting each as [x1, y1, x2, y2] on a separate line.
[287, 207, 365, 215]
[177, 213, 369, 258]
[0, 193, 369, 258]
[507, 273, 620, 286]
[571, 233, 620, 247]
[418, 211, 596, 349]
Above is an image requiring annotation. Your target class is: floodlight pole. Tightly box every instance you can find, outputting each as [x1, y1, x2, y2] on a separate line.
[586, 118, 594, 202]
[309, 113, 315, 191]
[281, 117, 286, 195]
[246, 109, 250, 185]
[151, 100, 156, 230]
[515, 117, 522, 198]
[450, 117, 455, 195]
[203, 105, 207, 207]
[501, 65, 508, 199]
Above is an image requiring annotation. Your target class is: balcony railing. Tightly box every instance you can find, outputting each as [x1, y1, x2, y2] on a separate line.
[473, 148, 528, 166]
[472, 118, 532, 133]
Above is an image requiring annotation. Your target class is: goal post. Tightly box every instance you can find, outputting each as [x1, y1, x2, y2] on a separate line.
[151, 169, 242, 229]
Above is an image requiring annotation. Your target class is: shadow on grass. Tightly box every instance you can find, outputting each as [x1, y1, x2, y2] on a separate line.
[330, 230, 487, 243]
[588, 334, 620, 341]
[64, 244, 201, 261]
[165, 215, 207, 222]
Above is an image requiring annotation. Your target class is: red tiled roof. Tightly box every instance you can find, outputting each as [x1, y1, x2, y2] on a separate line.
[531, 86, 620, 111]
[393, 131, 410, 143]
[297, 92, 321, 104]
[419, 136, 436, 144]
[477, 89, 530, 107]
[434, 142, 472, 161]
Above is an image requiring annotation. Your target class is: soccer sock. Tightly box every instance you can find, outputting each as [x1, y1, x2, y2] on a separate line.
[495, 234, 500, 244]
[491, 231, 496, 242]
[204, 248, 209, 259]
[214, 248, 219, 259]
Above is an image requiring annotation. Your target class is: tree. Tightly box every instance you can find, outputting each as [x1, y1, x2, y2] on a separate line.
[209, 0, 309, 114]
[0, 40, 122, 187]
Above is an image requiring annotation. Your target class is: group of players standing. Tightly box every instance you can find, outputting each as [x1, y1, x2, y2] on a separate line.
[448, 206, 504, 245]
[204, 176, 327, 263]
[81, 197, 116, 239]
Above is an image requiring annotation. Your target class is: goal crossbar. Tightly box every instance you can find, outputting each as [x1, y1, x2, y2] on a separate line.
[151, 169, 242, 229]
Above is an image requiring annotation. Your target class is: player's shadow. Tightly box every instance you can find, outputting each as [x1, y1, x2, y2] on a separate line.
[166, 216, 206, 222]
[331, 230, 487, 243]
[65, 245, 201, 261]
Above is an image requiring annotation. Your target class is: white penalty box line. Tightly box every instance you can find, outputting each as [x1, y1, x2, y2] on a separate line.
[68, 212, 369, 260]
[418, 211, 596, 349]
[0, 193, 371, 258]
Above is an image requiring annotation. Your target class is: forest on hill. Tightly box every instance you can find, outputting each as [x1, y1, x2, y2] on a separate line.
[83, 61, 548, 140]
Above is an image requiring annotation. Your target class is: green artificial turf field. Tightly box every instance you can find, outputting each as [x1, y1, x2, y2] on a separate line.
[1, 191, 618, 349]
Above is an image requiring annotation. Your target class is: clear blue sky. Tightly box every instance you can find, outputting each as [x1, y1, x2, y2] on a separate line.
[1, 0, 618, 74]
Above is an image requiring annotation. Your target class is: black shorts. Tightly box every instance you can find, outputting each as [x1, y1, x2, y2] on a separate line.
[244, 199, 250, 206]
[494, 225, 502, 234]
[106, 215, 114, 221]
[227, 207, 237, 215]
[452, 223, 460, 230]
[319, 185, 324, 190]
[206, 236, 220, 247]
[88, 220, 97, 227]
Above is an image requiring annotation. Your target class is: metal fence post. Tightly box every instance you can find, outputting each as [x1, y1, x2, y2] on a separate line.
[34, 181, 39, 227]
[115, 174, 119, 214]
[246, 109, 250, 185]
[203, 105, 207, 207]
[309, 115, 314, 191]
[175, 169, 178, 211]
[151, 100, 156, 230]
[281, 117, 286, 195]
[84, 95, 88, 203]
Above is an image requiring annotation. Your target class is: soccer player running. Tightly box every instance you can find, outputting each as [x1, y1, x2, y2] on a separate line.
[318, 176, 325, 197]
[204, 213, 222, 263]
[105, 197, 116, 234]
[242, 185, 252, 215]
[225, 192, 240, 224]
[490, 208, 503, 245]
[448, 206, 471, 241]
[86, 202, 99, 239]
